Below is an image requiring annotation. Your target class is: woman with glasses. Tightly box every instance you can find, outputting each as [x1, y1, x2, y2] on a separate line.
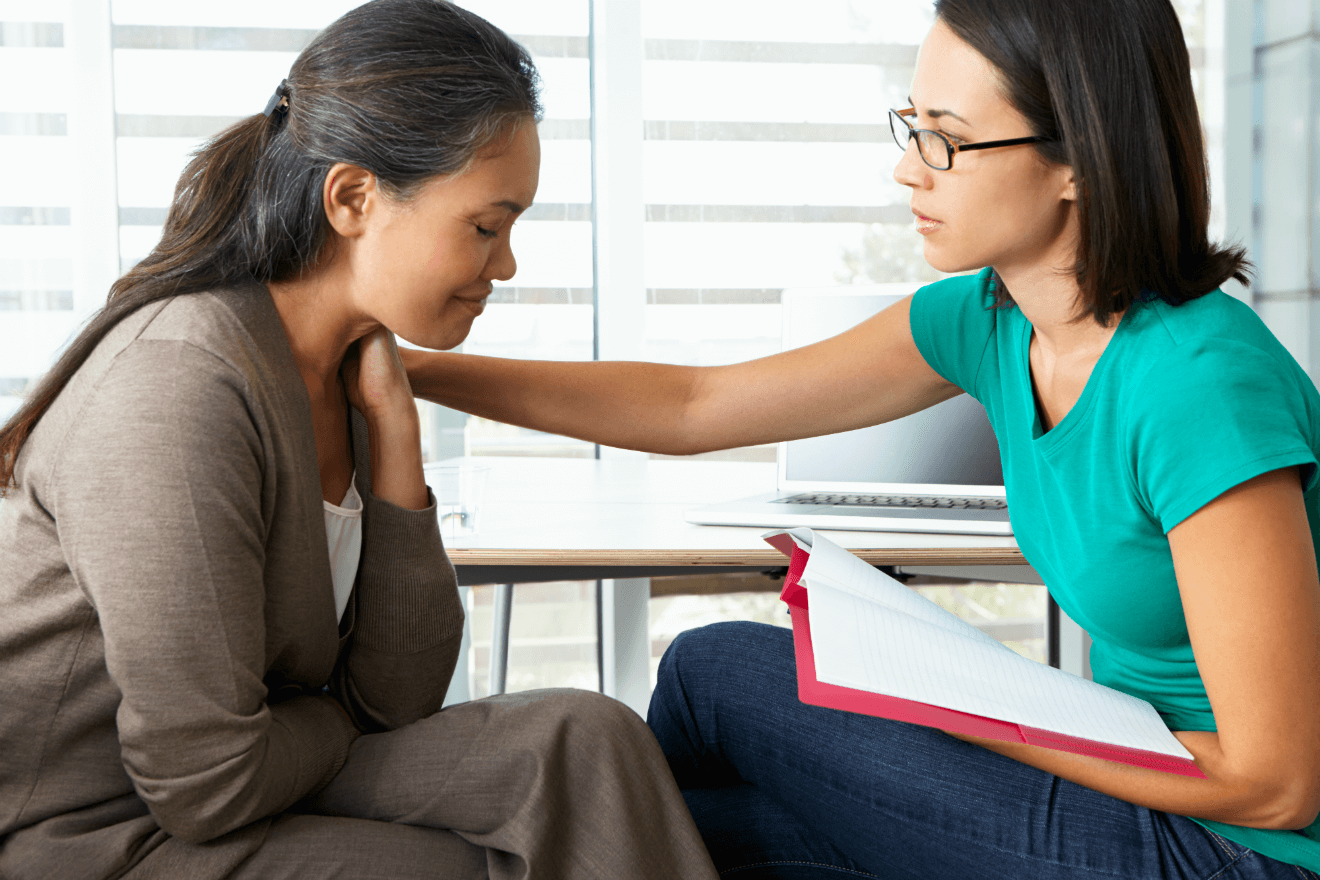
[401, 0, 1320, 876]
[0, 2, 722, 879]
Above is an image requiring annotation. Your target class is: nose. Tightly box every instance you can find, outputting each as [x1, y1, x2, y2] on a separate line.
[892, 137, 929, 190]
[485, 232, 517, 282]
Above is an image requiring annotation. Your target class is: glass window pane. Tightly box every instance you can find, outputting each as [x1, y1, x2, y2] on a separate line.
[638, 1, 939, 466]
[0, 14, 78, 420]
[466, 582, 599, 697]
[447, 0, 594, 460]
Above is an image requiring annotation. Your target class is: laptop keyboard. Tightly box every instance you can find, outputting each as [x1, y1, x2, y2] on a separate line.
[777, 493, 1007, 511]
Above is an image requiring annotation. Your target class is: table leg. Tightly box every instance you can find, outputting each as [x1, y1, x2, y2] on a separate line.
[489, 583, 514, 696]
[600, 577, 651, 717]
[1055, 600, 1092, 679]
[443, 586, 473, 707]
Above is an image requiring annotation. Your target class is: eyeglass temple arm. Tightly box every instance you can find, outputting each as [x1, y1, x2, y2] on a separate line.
[956, 134, 1054, 153]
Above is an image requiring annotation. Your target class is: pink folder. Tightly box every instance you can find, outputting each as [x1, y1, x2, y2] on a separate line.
[764, 532, 1205, 779]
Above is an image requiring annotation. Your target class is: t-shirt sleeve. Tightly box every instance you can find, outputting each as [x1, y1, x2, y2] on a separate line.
[1126, 338, 1320, 533]
[908, 268, 999, 401]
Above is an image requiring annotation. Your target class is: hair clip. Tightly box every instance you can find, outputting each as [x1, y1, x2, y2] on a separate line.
[263, 79, 290, 119]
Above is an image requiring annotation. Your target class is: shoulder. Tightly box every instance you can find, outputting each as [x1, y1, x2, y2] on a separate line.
[86, 282, 299, 420]
[1140, 288, 1276, 349]
[909, 268, 1010, 395]
[136, 282, 296, 382]
[20, 284, 297, 486]
[1119, 291, 1320, 528]
[911, 267, 997, 311]
[910, 268, 1007, 341]
[1126, 290, 1312, 401]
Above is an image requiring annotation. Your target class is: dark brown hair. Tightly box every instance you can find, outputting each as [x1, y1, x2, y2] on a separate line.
[0, 0, 541, 492]
[934, 0, 1250, 325]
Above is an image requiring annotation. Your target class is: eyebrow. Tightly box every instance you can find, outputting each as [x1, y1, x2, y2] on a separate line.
[908, 96, 972, 127]
[492, 200, 528, 214]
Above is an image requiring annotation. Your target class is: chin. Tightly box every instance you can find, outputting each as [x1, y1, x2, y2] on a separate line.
[922, 242, 984, 276]
[396, 324, 472, 352]
[436, 318, 478, 352]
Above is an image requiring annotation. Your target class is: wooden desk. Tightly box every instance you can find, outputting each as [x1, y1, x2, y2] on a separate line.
[442, 456, 1028, 578]
[434, 457, 1053, 715]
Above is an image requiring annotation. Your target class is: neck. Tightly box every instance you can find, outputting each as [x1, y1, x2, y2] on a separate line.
[996, 261, 1121, 361]
[268, 263, 377, 398]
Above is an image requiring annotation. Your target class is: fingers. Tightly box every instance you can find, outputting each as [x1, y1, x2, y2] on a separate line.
[345, 328, 414, 420]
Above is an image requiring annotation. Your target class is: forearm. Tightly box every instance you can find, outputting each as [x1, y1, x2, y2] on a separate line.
[402, 348, 717, 455]
[954, 729, 1314, 830]
[401, 298, 968, 456]
[337, 471, 466, 729]
[365, 405, 428, 510]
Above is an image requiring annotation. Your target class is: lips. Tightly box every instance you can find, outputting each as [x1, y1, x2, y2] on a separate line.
[457, 296, 487, 316]
[456, 285, 493, 314]
[912, 208, 943, 235]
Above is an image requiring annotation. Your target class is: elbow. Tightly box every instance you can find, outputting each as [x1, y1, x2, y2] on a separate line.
[143, 794, 240, 845]
[131, 763, 271, 843]
[1254, 804, 1319, 833]
[1264, 784, 1320, 831]
[157, 816, 219, 846]
[651, 436, 726, 457]
[1232, 774, 1320, 831]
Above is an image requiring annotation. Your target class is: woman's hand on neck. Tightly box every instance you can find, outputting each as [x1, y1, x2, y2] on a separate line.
[269, 257, 429, 512]
[343, 328, 428, 511]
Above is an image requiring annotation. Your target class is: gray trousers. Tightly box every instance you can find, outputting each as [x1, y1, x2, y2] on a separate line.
[119, 689, 718, 879]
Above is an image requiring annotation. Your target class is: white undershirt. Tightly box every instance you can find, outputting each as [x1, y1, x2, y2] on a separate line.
[323, 472, 362, 623]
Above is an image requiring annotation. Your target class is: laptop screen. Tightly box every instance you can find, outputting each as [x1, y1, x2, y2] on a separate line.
[780, 287, 1004, 488]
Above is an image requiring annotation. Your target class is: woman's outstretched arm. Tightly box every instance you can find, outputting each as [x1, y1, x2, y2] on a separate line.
[402, 295, 964, 455]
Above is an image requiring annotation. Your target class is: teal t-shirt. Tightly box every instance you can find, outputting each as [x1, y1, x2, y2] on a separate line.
[910, 268, 1320, 870]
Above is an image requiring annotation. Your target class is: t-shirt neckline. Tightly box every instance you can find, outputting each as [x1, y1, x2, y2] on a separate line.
[1020, 301, 1141, 448]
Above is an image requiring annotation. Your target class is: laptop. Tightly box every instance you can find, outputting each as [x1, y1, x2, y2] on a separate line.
[684, 284, 1011, 535]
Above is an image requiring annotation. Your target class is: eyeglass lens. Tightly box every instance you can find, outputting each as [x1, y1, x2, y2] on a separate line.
[888, 109, 952, 170]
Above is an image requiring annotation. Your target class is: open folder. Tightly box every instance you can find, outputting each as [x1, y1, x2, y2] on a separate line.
[764, 528, 1204, 778]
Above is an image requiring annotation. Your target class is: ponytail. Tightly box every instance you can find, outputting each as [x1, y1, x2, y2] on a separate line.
[0, 0, 541, 492]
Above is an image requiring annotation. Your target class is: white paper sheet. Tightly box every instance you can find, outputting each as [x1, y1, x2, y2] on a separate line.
[775, 529, 1193, 760]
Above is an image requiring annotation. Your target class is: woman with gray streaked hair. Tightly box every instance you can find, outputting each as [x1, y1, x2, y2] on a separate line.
[0, 2, 719, 877]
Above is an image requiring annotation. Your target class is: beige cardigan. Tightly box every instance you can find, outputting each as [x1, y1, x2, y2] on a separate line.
[0, 283, 464, 877]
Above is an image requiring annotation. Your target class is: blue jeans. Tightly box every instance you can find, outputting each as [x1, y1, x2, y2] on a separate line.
[647, 621, 1317, 880]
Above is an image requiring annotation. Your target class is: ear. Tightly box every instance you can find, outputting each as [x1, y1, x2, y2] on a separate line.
[1059, 164, 1078, 202]
[322, 163, 380, 239]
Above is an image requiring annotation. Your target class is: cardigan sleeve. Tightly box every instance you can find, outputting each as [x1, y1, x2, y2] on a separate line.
[330, 410, 466, 732]
[51, 340, 358, 844]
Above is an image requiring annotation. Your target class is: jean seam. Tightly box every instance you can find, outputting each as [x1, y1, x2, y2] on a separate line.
[1200, 832, 1251, 880]
[1205, 831, 1240, 861]
[721, 860, 880, 878]
[1203, 853, 1249, 880]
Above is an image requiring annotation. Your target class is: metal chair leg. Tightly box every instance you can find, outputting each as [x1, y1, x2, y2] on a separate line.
[489, 583, 514, 696]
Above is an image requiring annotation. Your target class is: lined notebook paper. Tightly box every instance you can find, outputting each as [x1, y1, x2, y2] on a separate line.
[765, 528, 1202, 776]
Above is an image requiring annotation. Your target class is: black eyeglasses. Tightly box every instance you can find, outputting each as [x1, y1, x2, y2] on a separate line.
[889, 107, 1055, 171]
